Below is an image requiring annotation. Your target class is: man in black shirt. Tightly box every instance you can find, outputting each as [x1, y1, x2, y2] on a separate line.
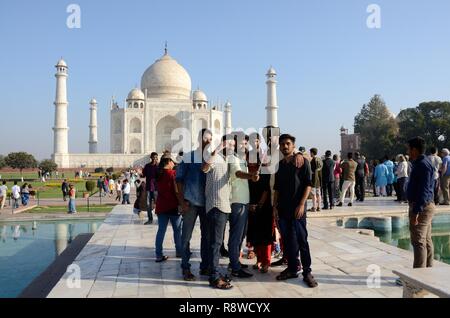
[322, 150, 335, 210]
[355, 152, 366, 202]
[273, 134, 318, 288]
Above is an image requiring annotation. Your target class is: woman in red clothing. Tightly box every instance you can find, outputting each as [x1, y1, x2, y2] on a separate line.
[154, 154, 183, 263]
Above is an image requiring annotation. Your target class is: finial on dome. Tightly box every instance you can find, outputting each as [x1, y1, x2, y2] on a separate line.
[164, 41, 168, 55]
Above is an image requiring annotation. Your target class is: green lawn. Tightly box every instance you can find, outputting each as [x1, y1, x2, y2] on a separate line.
[29, 204, 115, 213]
[0, 171, 77, 179]
[0, 180, 97, 199]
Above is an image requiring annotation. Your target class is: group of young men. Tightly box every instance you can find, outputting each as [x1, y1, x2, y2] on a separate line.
[140, 129, 318, 290]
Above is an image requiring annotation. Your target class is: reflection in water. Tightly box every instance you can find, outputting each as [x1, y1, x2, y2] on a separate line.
[13, 225, 20, 241]
[55, 223, 68, 255]
[1, 226, 6, 242]
[376, 225, 450, 265]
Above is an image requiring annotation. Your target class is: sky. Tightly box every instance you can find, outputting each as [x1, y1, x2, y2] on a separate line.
[1, 0, 450, 160]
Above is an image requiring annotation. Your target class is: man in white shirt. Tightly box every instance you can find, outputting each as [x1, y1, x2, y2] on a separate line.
[0, 181, 8, 210]
[11, 181, 21, 209]
[122, 179, 131, 204]
[428, 147, 442, 205]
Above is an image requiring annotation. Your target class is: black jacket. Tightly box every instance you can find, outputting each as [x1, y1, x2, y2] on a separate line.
[322, 157, 335, 183]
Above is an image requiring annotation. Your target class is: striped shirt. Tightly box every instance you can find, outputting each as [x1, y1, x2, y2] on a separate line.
[205, 153, 231, 214]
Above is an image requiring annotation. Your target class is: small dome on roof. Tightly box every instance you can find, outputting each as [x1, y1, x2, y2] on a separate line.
[193, 90, 208, 102]
[56, 58, 67, 67]
[90, 98, 97, 104]
[127, 88, 145, 101]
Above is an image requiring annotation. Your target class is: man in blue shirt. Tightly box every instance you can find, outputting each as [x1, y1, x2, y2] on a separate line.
[406, 137, 435, 268]
[176, 129, 212, 281]
[440, 148, 450, 205]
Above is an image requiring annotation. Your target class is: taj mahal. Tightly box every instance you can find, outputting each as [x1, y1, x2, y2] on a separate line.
[51, 48, 279, 169]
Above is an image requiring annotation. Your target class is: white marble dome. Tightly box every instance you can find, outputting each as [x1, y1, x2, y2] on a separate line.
[56, 58, 67, 67]
[127, 88, 145, 101]
[141, 53, 192, 100]
[193, 90, 208, 102]
[90, 98, 97, 104]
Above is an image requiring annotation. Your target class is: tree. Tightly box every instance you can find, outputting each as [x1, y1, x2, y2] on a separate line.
[4, 152, 38, 176]
[0, 155, 6, 169]
[39, 159, 58, 175]
[397, 102, 450, 151]
[354, 95, 399, 161]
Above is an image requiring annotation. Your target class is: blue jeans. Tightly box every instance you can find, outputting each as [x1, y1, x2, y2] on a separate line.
[206, 208, 229, 281]
[278, 215, 312, 276]
[155, 213, 182, 259]
[13, 198, 19, 209]
[181, 203, 209, 271]
[122, 193, 130, 204]
[228, 203, 249, 272]
[68, 198, 76, 213]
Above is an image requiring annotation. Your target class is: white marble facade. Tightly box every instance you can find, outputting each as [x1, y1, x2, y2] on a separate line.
[52, 50, 229, 168]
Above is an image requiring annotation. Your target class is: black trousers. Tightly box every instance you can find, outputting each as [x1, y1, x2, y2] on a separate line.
[397, 177, 407, 202]
[355, 176, 365, 201]
[386, 183, 393, 196]
[322, 181, 334, 208]
[278, 216, 312, 276]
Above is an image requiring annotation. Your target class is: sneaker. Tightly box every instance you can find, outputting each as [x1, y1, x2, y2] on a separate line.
[348, 203, 353, 207]
[231, 269, 253, 278]
[308, 207, 316, 212]
[336, 202, 343, 207]
[155, 256, 169, 263]
[182, 269, 196, 281]
[144, 220, 153, 225]
[316, 208, 321, 212]
[228, 263, 249, 270]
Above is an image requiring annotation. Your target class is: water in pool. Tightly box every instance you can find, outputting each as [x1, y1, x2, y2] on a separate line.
[0, 218, 103, 298]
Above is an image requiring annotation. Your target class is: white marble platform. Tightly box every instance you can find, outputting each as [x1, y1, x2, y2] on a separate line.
[47, 204, 450, 298]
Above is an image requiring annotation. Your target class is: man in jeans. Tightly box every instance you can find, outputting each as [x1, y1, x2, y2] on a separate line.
[407, 137, 435, 270]
[202, 134, 235, 290]
[141, 152, 159, 224]
[176, 129, 212, 281]
[228, 132, 259, 278]
[273, 134, 318, 288]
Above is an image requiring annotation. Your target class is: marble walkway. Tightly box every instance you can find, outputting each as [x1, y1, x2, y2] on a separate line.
[47, 203, 450, 298]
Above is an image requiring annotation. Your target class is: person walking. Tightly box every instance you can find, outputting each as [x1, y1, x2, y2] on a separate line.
[395, 154, 409, 203]
[374, 159, 389, 197]
[122, 179, 131, 204]
[406, 137, 435, 271]
[108, 178, 115, 197]
[176, 129, 212, 281]
[354, 152, 367, 202]
[337, 153, 357, 207]
[21, 183, 30, 206]
[115, 179, 122, 202]
[309, 148, 322, 212]
[61, 179, 69, 201]
[97, 176, 104, 197]
[440, 148, 450, 205]
[202, 134, 235, 290]
[11, 181, 21, 209]
[321, 150, 335, 210]
[154, 155, 182, 263]
[0, 181, 8, 210]
[141, 152, 159, 224]
[273, 134, 318, 287]
[428, 147, 442, 205]
[68, 184, 77, 214]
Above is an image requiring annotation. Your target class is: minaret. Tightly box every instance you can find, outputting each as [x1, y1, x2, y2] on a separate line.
[53, 59, 69, 155]
[265, 66, 278, 127]
[89, 98, 98, 153]
[224, 101, 232, 134]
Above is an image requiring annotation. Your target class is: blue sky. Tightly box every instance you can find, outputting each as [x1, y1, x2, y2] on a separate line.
[1, 0, 450, 159]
